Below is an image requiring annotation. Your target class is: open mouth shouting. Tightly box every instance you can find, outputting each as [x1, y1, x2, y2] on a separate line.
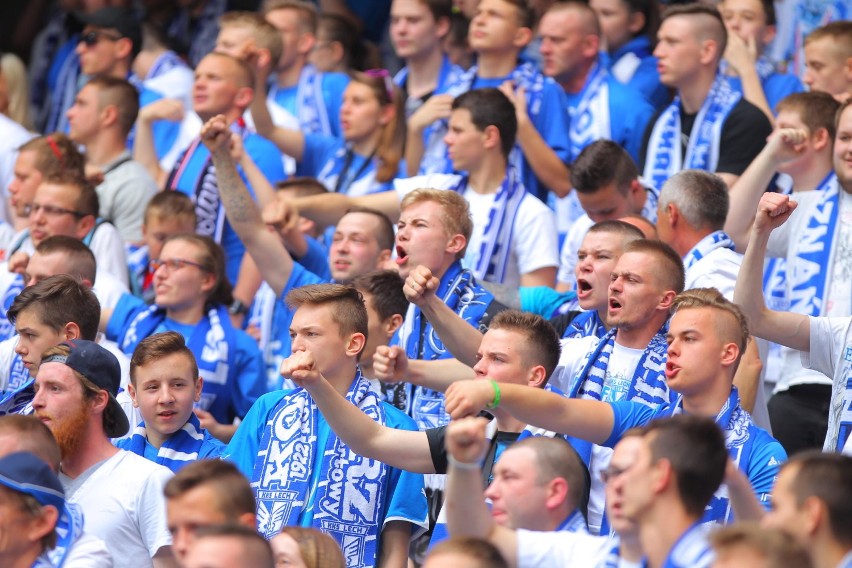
[395, 244, 409, 266]
[577, 278, 593, 300]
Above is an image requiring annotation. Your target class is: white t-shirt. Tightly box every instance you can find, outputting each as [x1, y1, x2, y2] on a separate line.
[825, 190, 852, 317]
[63, 531, 114, 567]
[60, 450, 173, 568]
[684, 247, 741, 301]
[550, 335, 601, 394]
[516, 529, 613, 567]
[803, 316, 852, 454]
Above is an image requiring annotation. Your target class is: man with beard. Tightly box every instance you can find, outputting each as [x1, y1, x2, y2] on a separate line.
[32, 339, 176, 568]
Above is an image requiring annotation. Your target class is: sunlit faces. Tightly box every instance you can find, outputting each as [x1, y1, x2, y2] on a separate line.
[444, 108, 488, 172]
[8, 150, 42, 218]
[66, 83, 103, 146]
[270, 532, 308, 568]
[75, 26, 126, 76]
[143, 215, 198, 262]
[833, 106, 852, 189]
[214, 26, 257, 60]
[719, 0, 774, 47]
[654, 16, 704, 87]
[590, 0, 640, 53]
[153, 239, 215, 312]
[390, 0, 447, 61]
[167, 484, 231, 562]
[468, 0, 526, 53]
[339, 81, 385, 144]
[328, 212, 388, 283]
[28, 183, 91, 247]
[472, 328, 536, 386]
[576, 182, 643, 224]
[483, 446, 552, 530]
[192, 55, 249, 121]
[289, 303, 360, 379]
[575, 231, 624, 311]
[803, 37, 852, 100]
[603, 436, 643, 534]
[265, 8, 306, 72]
[664, 307, 736, 396]
[24, 251, 75, 288]
[610, 434, 655, 521]
[395, 200, 457, 279]
[31, 362, 92, 457]
[606, 251, 671, 331]
[13, 310, 70, 374]
[127, 352, 202, 449]
[538, 8, 592, 83]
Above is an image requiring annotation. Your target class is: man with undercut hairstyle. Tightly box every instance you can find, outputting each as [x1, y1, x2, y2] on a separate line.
[445, 288, 787, 528]
[642, 3, 772, 191]
[762, 452, 852, 568]
[164, 459, 258, 563]
[556, 140, 658, 291]
[67, 76, 158, 243]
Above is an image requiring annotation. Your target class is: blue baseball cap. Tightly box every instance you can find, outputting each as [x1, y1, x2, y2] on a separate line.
[0, 452, 65, 512]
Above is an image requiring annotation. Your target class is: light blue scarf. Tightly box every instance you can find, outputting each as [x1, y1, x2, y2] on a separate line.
[0, 273, 25, 341]
[563, 311, 608, 340]
[682, 231, 736, 272]
[788, 173, 839, 318]
[569, 63, 611, 160]
[643, 75, 740, 190]
[296, 65, 332, 136]
[454, 167, 525, 284]
[119, 413, 213, 473]
[252, 371, 388, 568]
[569, 326, 670, 408]
[0, 378, 34, 416]
[49, 502, 86, 568]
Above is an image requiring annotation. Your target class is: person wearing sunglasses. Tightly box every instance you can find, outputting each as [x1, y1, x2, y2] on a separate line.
[102, 234, 267, 444]
[251, 66, 406, 197]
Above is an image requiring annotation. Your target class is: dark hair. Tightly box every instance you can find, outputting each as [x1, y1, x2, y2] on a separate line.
[511, 436, 589, 515]
[130, 331, 199, 386]
[489, 310, 561, 381]
[637, 415, 727, 517]
[275, 177, 329, 198]
[343, 206, 396, 252]
[836, 97, 852, 134]
[39, 171, 100, 217]
[144, 191, 197, 224]
[452, 88, 517, 159]
[7, 275, 100, 341]
[316, 13, 372, 71]
[161, 235, 233, 307]
[34, 236, 97, 284]
[500, 0, 535, 29]
[351, 270, 408, 322]
[571, 140, 639, 194]
[285, 283, 369, 343]
[262, 0, 319, 34]
[420, 0, 454, 23]
[164, 459, 256, 518]
[84, 75, 140, 137]
[18, 133, 86, 180]
[661, 3, 727, 58]
[775, 91, 840, 140]
[587, 219, 645, 241]
[428, 537, 509, 568]
[623, 239, 685, 294]
[622, 0, 661, 46]
[786, 451, 852, 546]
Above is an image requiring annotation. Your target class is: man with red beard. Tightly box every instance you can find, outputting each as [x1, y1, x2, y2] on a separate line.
[32, 339, 177, 568]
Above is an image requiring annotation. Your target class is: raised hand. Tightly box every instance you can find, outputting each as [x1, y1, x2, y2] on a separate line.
[280, 349, 321, 387]
[200, 114, 233, 155]
[753, 192, 798, 234]
[138, 98, 185, 124]
[445, 379, 497, 420]
[403, 265, 440, 306]
[373, 345, 409, 382]
[446, 416, 490, 465]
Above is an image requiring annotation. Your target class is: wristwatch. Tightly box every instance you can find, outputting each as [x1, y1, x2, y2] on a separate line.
[228, 299, 249, 316]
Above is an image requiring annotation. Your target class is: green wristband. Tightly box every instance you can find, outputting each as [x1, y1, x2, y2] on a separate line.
[485, 379, 501, 410]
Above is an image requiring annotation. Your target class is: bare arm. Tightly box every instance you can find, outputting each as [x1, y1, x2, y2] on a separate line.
[294, 190, 401, 228]
[732, 338, 761, 413]
[734, 192, 810, 351]
[520, 266, 557, 288]
[373, 346, 476, 391]
[404, 95, 454, 177]
[377, 521, 412, 568]
[134, 99, 185, 187]
[724, 36, 774, 123]
[725, 128, 807, 251]
[445, 381, 615, 444]
[248, 57, 306, 161]
[291, 353, 437, 473]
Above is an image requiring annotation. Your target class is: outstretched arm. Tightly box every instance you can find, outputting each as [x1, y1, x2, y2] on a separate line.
[733, 192, 810, 351]
[293, 190, 401, 229]
[283, 350, 437, 473]
[134, 99, 185, 187]
[373, 346, 476, 391]
[444, 380, 615, 444]
[248, 55, 306, 161]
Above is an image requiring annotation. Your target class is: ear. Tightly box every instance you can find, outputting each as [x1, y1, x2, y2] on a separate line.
[297, 216, 316, 235]
[328, 42, 345, 66]
[845, 56, 852, 83]
[115, 37, 133, 60]
[127, 382, 139, 407]
[627, 179, 646, 209]
[665, 203, 680, 228]
[90, 388, 110, 415]
[345, 332, 367, 359]
[194, 377, 204, 403]
[761, 24, 777, 47]
[234, 86, 255, 110]
[811, 126, 830, 151]
[63, 321, 81, 340]
[199, 270, 217, 296]
[801, 495, 824, 537]
[297, 32, 316, 56]
[445, 233, 467, 257]
[101, 103, 119, 129]
[628, 11, 646, 35]
[658, 289, 677, 311]
[379, 101, 396, 126]
[384, 313, 404, 338]
[254, 48, 275, 72]
[435, 16, 452, 40]
[27, 504, 59, 545]
[582, 34, 601, 59]
[482, 124, 501, 153]
[651, 457, 673, 495]
[720, 341, 739, 369]
[699, 38, 720, 66]
[527, 364, 548, 389]
[513, 26, 534, 49]
[376, 248, 392, 269]
[75, 215, 96, 240]
[545, 477, 570, 511]
[237, 512, 257, 530]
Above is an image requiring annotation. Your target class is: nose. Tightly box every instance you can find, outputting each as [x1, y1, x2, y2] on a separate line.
[802, 69, 814, 86]
[14, 337, 25, 357]
[472, 358, 487, 376]
[31, 386, 45, 409]
[159, 386, 175, 404]
[173, 528, 194, 562]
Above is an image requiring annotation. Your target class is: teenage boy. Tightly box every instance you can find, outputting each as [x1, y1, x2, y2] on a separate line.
[445, 287, 787, 525]
[802, 22, 852, 102]
[225, 284, 428, 567]
[117, 332, 225, 471]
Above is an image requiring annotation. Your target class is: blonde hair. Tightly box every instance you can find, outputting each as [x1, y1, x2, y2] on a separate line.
[0, 53, 32, 130]
[219, 11, 284, 64]
[400, 189, 472, 259]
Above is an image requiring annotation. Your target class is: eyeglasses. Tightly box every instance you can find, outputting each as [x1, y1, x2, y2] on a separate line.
[79, 30, 124, 47]
[149, 258, 209, 273]
[28, 203, 87, 218]
[364, 68, 395, 102]
[599, 462, 639, 484]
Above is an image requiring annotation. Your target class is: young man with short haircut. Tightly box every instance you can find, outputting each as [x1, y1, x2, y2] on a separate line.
[225, 284, 428, 567]
[183, 525, 274, 568]
[117, 332, 224, 471]
[802, 21, 852, 102]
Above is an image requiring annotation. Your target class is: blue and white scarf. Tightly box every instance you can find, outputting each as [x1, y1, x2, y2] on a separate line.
[395, 262, 493, 429]
[120, 413, 210, 472]
[656, 522, 714, 568]
[682, 231, 736, 272]
[569, 326, 670, 408]
[788, 173, 839, 318]
[44, 38, 81, 134]
[419, 61, 546, 176]
[0, 273, 25, 342]
[318, 144, 383, 197]
[7, 352, 31, 394]
[569, 63, 611, 160]
[721, 54, 776, 83]
[49, 502, 86, 568]
[454, 168, 525, 284]
[252, 371, 388, 568]
[563, 311, 608, 340]
[643, 74, 741, 190]
[296, 65, 332, 136]
[598, 537, 624, 568]
[120, 305, 237, 422]
[0, 378, 34, 416]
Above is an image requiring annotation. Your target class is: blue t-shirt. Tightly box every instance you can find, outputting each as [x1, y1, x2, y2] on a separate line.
[106, 294, 267, 423]
[225, 387, 428, 551]
[271, 70, 349, 137]
[298, 134, 397, 196]
[168, 133, 286, 283]
[604, 37, 672, 111]
[296, 235, 332, 282]
[604, 394, 786, 524]
[115, 427, 225, 472]
[726, 71, 804, 115]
